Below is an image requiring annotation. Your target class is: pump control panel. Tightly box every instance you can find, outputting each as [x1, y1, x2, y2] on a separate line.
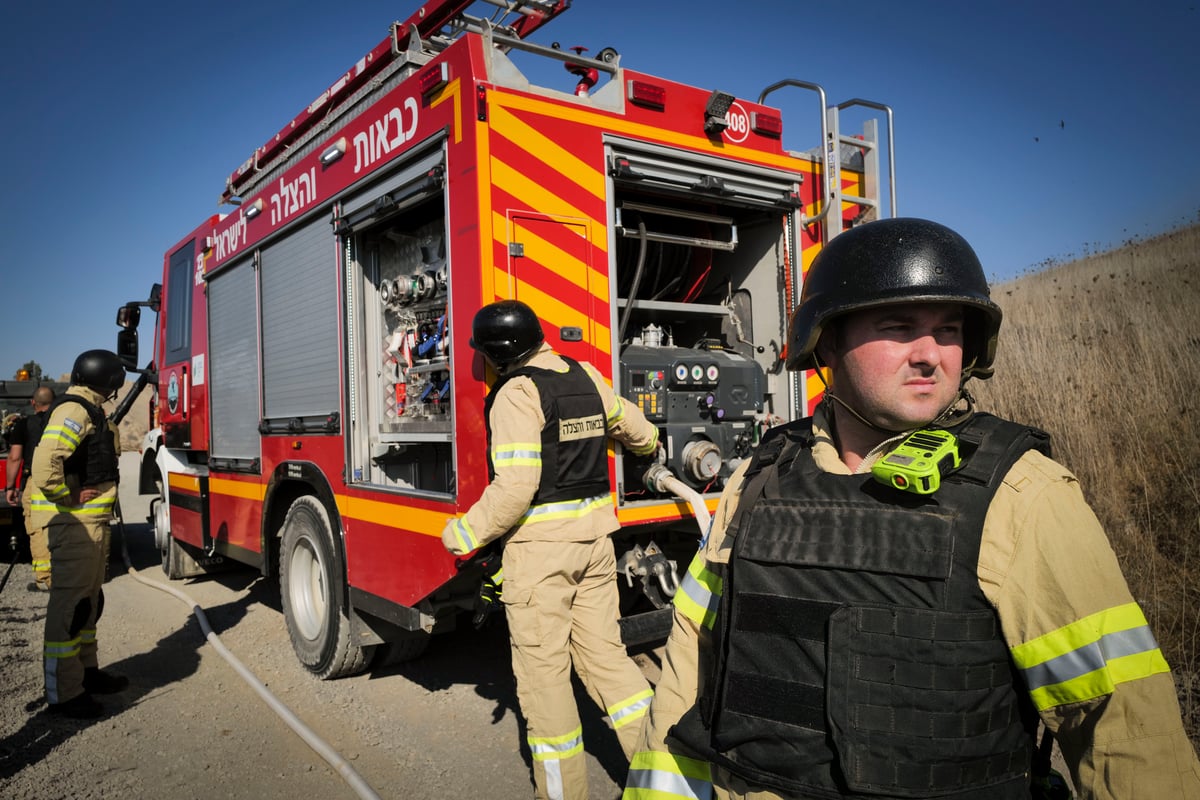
[621, 344, 764, 489]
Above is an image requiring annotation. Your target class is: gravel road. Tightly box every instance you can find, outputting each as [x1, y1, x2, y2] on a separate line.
[1, 453, 662, 799]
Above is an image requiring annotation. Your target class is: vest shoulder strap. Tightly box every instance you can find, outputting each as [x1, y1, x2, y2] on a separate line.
[722, 419, 813, 552]
[51, 394, 107, 429]
[949, 413, 1051, 487]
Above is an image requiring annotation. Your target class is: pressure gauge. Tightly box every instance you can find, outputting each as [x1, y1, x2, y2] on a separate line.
[705, 364, 720, 383]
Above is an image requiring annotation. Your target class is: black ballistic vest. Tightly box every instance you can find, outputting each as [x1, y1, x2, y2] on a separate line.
[485, 357, 610, 504]
[669, 413, 1051, 799]
[52, 394, 120, 487]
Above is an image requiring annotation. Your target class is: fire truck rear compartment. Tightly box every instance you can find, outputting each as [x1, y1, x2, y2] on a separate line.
[608, 144, 798, 499]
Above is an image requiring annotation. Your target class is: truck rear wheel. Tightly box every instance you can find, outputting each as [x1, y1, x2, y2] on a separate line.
[279, 495, 375, 679]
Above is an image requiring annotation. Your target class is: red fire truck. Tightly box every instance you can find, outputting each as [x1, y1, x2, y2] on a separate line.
[115, 0, 895, 678]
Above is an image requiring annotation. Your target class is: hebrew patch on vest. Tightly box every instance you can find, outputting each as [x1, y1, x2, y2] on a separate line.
[558, 413, 606, 442]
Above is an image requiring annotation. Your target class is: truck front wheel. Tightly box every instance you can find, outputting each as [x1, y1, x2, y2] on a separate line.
[279, 496, 375, 679]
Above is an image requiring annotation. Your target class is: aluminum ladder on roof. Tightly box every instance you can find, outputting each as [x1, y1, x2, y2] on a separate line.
[822, 99, 897, 243]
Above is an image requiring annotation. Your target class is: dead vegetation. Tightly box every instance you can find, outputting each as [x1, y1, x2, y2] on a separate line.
[972, 223, 1200, 746]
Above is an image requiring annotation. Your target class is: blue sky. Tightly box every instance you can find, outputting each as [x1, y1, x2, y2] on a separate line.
[3, 1, 1197, 380]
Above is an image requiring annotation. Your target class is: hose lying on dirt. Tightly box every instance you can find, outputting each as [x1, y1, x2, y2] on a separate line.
[114, 508, 383, 800]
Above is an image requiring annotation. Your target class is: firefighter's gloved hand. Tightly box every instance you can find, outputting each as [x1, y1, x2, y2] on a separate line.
[471, 572, 503, 630]
[1031, 770, 1072, 800]
[441, 516, 478, 556]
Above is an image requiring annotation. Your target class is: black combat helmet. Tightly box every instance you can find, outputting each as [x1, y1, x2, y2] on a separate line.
[71, 349, 127, 395]
[786, 217, 1003, 380]
[470, 300, 545, 369]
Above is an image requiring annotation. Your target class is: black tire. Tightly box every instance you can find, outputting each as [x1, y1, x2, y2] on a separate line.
[278, 496, 375, 679]
[375, 630, 432, 667]
[153, 490, 185, 580]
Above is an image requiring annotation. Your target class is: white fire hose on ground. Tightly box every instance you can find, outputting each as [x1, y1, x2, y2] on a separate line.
[113, 505, 383, 800]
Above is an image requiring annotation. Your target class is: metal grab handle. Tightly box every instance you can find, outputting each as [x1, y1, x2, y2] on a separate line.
[836, 98, 897, 218]
[758, 79, 831, 228]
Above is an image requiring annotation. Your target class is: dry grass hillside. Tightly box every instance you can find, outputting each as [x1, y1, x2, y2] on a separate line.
[112, 379, 151, 453]
[971, 223, 1200, 745]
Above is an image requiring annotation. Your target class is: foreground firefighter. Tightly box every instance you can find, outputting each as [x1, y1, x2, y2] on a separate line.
[30, 349, 130, 719]
[443, 300, 660, 800]
[624, 218, 1200, 799]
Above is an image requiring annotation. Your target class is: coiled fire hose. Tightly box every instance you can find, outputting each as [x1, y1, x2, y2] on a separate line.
[113, 504, 383, 800]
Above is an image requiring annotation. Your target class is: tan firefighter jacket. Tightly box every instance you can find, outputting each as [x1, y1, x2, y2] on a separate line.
[29, 385, 119, 528]
[625, 406, 1200, 800]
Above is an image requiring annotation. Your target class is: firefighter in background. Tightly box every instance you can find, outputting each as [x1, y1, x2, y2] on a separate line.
[443, 300, 660, 800]
[624, 218, 1200, 799]
[30, 349, 129, 719]
[5, 385, 57, 590]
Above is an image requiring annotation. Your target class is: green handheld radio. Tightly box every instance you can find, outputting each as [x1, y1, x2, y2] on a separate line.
[871, 429, 961, 495]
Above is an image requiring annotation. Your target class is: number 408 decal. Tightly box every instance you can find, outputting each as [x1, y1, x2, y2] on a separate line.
[724, 101, 750, 144]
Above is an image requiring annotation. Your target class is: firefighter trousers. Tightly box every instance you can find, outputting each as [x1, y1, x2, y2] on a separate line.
[43, 516, 109, 705]
[21, 489, 51, 589]
[504, 537, 653, 800]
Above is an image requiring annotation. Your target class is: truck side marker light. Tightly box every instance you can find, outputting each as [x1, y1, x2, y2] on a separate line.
[751, 111, 783, 138]
[627, 80, 665, 110]
[320, 137, 347, 166]
[419, 63, 450, 97]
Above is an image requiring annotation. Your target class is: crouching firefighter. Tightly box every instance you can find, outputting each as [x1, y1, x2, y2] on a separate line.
[623, 218, 1200, 799]
[30, 349, 130, 719]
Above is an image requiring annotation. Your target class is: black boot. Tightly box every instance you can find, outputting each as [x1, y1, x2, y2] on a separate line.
[47, 693, 104, 719]
[83, 667, 129, 694]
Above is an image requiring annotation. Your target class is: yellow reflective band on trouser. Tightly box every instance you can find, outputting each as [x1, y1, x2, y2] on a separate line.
[608, 688, 654, 730]
[44, 637, 81, 705]
[44, 638, 81, 660]
[32, 558, 51, 573]
[79, 629, 97, 646]
[493, 442, 542, 469]
[673, 554, 722, 630]
[449, 517, 479, 552]
[529, 726, 584, 800]
[516, 494, 612, 525]
[624, 750, 714, 800]
[1011, 602, 1171, 710]
[529, 726, 584, 761]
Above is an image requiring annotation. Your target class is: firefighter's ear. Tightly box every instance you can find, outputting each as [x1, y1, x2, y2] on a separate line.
[814, 328, 838, 369]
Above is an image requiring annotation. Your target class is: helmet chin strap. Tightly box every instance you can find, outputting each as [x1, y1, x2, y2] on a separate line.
[815, 360, 974, 438]
[822, 387, 972, 438]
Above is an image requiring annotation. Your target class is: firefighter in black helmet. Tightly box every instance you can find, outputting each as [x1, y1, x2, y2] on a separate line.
[30, 349, 129, 719]
[444, 299, 660, 800]
[625, 219, 1200, 799]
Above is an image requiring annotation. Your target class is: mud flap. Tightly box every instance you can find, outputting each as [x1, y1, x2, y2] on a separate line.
[618, 607, 673, 647]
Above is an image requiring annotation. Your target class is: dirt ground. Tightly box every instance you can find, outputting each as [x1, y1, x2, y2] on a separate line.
[0, 453, 662, 799]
